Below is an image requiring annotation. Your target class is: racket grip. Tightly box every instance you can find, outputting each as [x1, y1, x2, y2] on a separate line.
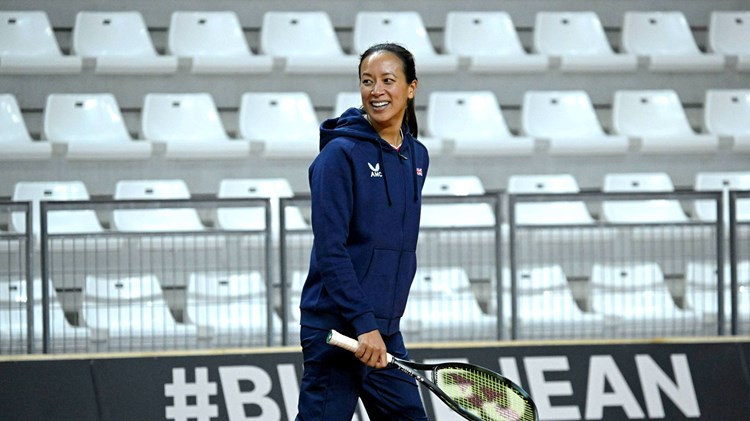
[326, 330, 394, 364]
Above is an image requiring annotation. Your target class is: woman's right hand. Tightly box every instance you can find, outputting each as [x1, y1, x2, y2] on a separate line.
[356, 330, 388, 369]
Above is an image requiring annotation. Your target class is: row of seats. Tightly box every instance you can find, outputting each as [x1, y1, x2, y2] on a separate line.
[1, 10, 748, 75]
[2, 172, 748, 241]
[3, 89, 749, 161]
[4, 258, 747, 353]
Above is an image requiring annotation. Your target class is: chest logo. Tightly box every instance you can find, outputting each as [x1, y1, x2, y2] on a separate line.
[368, 162, 382, 178]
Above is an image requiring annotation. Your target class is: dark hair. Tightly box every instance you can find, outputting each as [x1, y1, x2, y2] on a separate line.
[358, 43, 419, 137]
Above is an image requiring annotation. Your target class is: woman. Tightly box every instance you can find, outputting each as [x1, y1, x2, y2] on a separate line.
[295, 43, 429, 420]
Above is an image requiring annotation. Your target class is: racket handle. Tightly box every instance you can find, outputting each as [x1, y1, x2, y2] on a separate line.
[327, 330, 394, 364]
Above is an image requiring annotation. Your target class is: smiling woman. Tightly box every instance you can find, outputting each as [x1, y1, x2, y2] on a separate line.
[294, 43, 431, 421]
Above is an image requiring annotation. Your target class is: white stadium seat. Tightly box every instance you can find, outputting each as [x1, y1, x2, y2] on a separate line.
[507, 174, 595, 225]
[0, 94, 52, 160]
[261, 11, 357, 73]
[43, 93, 152, 160]
[0, 11, 82, 74]
[693, 172, 750, 222]
[589, 263, 704, 337]
[112, 179, 204, 232]
[168, 11, 272, 74]
[621, 11, 724, 72]
[704, 89, 750, 152]
[333, 92, 361, 117]
[612, 90, 719, 153]
[533, 12, 637, 72]
[82, 274, 197, 349]
[353, 11, 459, 73]
[708, 11, 750, 71]
[141, 93, 249, 159]
[684, 261, 750, 334]
[72, 11, 177, 74]
[602, 172, 689, 223]
[426, 91, 534, 156]
[239, 92, 319, 158]
[217, 178, 308, 234]
[521, 90, 628, 155]
[420, 176, 495, 228]
[443, 11, 548, 73]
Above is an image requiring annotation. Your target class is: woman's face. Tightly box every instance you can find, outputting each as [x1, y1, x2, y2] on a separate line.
[359, 51, 417, 131]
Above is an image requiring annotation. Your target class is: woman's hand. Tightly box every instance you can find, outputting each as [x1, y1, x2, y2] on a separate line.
[356, 330, 388, 368]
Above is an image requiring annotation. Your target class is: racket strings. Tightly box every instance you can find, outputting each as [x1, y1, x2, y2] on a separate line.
[434, 366, 535, 421]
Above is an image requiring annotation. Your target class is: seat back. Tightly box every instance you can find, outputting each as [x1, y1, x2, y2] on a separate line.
[602, 172, 688, 223]
[12, 181, 101, 235]
[534, 12, 614, 55]
[422, 176, 486, 196]
[507, 174, 593, 225]
[112, 179, 204, 232]
[73, 11, 158, 57]
[238, 92, 319, 142]
[0, 11, 63, 57]
[444, 11, 527, 57]
[43, 94, 131, 143]
[261, 11, 343, 57]
[142, 93, 228, 142]
[427, 91, 513, 140]
[708, 11, 750, 55]
[353, 12, 436, 56]
[333, 92, 361, 117]
[704, 90, 750, 136]
[621, 11, 701, 56]
[694, 172, 750, 221]
[589, 263, 675, 314]
[522, 90, 606, 138]
[0, 94, 33, 142]
[168, 11, 250, 57]
[217, 178, 307, 231]
[612, 90, 694, 137]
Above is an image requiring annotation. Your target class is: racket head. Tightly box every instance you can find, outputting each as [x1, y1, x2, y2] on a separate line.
[430, 362, 538, 421]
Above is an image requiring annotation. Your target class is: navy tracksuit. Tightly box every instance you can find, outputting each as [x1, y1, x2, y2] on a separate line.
[296, 108, 429, 420]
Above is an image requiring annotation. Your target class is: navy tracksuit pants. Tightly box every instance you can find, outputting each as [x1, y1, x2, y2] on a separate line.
[295, 326, 428, 421]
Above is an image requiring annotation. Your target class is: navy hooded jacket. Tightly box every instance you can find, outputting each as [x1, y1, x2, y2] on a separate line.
[299, 107, 429, 337]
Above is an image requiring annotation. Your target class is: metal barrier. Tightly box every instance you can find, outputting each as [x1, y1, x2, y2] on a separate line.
[3, 190, 750, 354]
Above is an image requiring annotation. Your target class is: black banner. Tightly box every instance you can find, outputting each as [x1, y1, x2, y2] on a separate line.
[1, 339, 749, 420]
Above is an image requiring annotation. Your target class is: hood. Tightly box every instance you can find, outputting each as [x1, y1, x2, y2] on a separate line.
[319, 107, 420, 206]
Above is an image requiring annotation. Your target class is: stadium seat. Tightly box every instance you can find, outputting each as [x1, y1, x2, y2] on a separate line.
[43, 93, 152, 160]
[693, 172, 750, 222]
[353, 11, 459, 73]
[333, 91, 361, 117]
[0, 278, 90, 353]
[72, 11, 178, 74]
[11, 181, 104, 247]
[507, 174, 595, 225]
[238, 92, 319, 158]
[443, 11, 548, 73]
[499, 265, 609, 339]
[612, 90, 719, 153]
[589, 262, 704, 337]
[217, 178, 308, 235]
[0, 94, 52, 160]
[112, 179, 205, 233]
[185, 271, 278, 346]
[260, 11, 357, 73]
[426, 91, 534, 156]
[533, 12, 637, 72]
[602, 172, 689, 223]
[684, 260, 750, 334]
[401, 267, 496, 342]
[621, 11, 724, 72]
[521, 90, 629, 155]
[141, 93, 249, 159]
[0, 11, 82, 74]
[708, 11, 750, 71]
[82, 274, 197, 350]
[420, 175, 495, 228]
[168, 11, 273, 74]
[704, 89, 750, 152]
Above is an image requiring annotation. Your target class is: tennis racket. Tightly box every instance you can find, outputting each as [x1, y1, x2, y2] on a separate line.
[326, 330, 538, 421]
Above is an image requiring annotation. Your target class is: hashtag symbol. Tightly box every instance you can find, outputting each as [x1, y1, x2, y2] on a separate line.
[165, 367, 219, 421]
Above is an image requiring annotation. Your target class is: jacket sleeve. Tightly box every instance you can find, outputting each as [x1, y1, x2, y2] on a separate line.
[309, 142, 378, 336]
